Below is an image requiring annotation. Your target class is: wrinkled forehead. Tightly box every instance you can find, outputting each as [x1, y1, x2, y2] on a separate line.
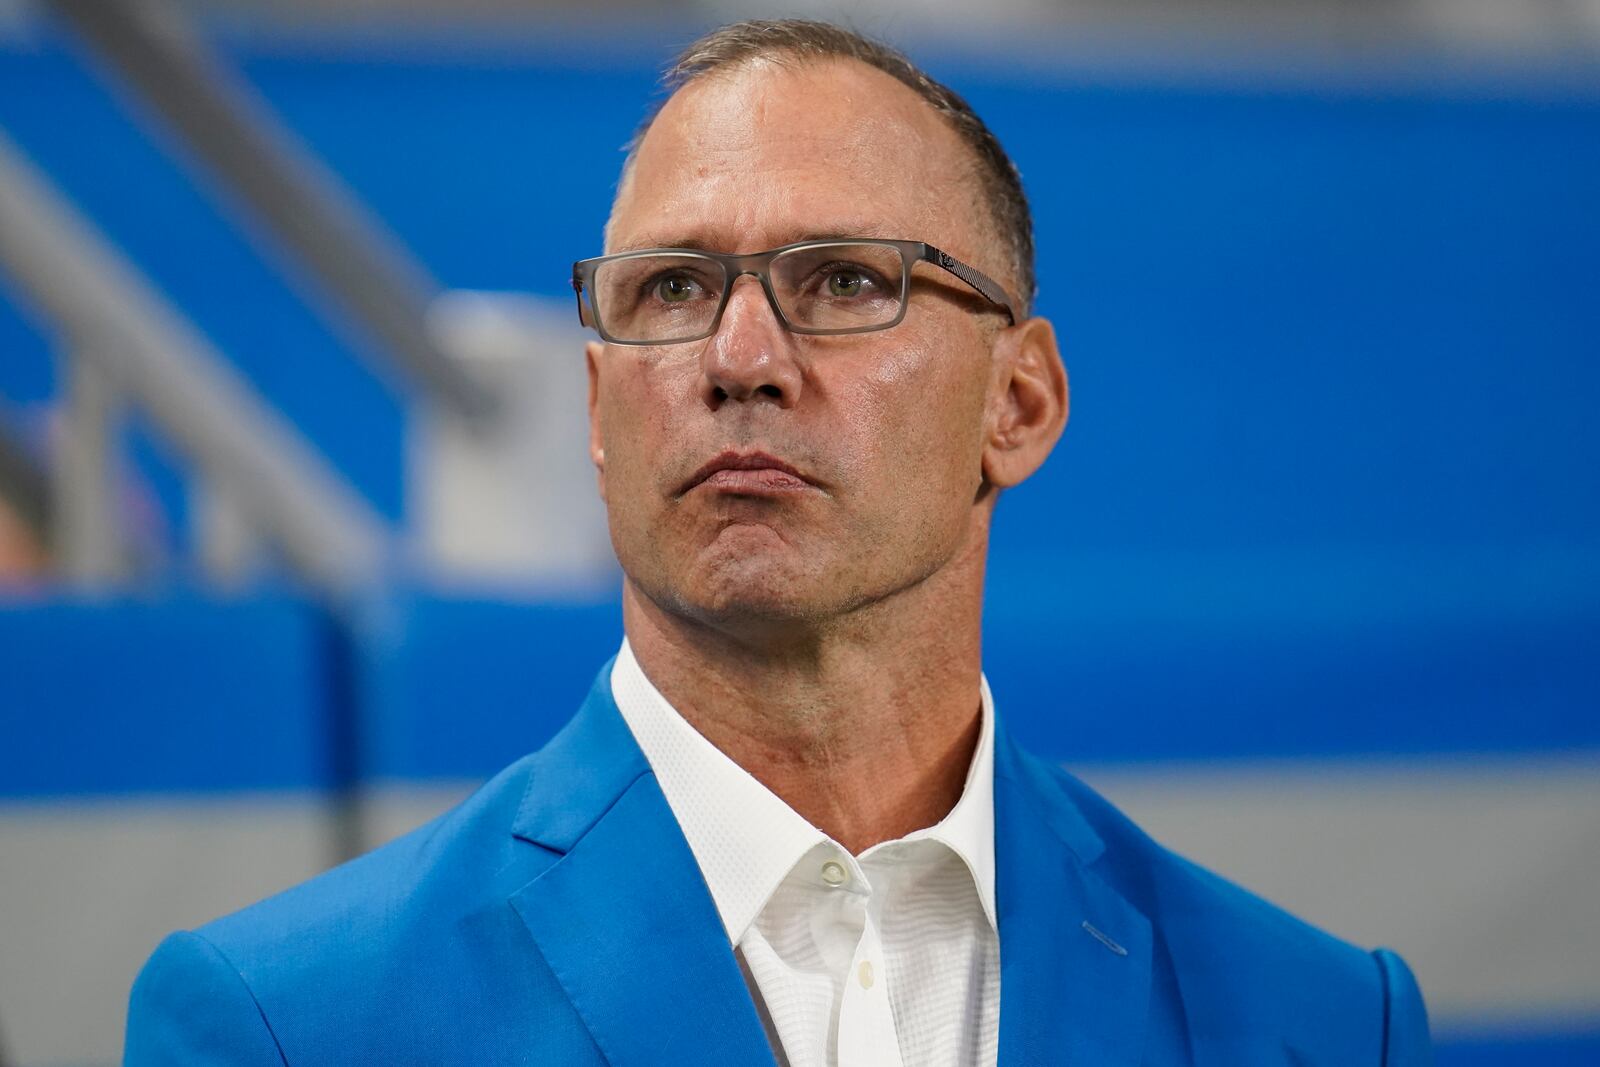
[606, 57, 979, 257]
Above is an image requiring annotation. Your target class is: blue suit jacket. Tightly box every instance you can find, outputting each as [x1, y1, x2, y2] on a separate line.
[126, 664, 1432, 1065]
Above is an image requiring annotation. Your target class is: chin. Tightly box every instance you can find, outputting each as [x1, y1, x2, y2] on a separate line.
[682, 556, 831, 626]
[619, 517, 929, 633]
[632, 545, 851, 635]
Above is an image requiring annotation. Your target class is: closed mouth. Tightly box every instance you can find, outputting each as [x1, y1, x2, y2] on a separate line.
[680, 451, 817, 495]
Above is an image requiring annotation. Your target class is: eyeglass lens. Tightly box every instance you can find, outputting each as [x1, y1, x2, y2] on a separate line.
[590, 243, 906, 343]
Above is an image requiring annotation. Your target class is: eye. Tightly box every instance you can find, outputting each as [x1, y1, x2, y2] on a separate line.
[827, 270, 867, 298]
[655, 274, 698, 303]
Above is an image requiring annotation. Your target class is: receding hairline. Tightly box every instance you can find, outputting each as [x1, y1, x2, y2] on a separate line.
[611, 53, 977, 221]
[604, 32, 1035, 314]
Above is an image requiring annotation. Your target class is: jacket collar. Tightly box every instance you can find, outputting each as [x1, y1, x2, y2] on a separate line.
[993, 719, 1154, 1066]
[509, 660, 778, 1067]
[509, 657, 650, 851]
[508, 661, 1152, 1066]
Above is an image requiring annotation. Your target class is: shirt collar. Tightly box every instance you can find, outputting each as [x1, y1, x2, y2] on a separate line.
[886, 669, 998, 931]
[609, 639, 998, 943]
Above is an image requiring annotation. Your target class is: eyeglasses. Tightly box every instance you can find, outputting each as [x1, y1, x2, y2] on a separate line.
[571, 238, 1018, 346]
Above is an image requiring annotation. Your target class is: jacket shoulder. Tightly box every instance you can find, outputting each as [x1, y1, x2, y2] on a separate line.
[126, 752, 568, 1062]
[126, 930, 288, 1067]
[1034, 754, 1431, 1063]
[197, 751, 546, 963]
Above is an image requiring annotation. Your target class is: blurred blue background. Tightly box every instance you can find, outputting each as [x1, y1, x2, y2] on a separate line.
[0, 1, 1596, 1063]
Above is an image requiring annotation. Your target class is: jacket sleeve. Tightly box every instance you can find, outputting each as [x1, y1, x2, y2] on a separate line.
[125, 931, 287, 1067]
[1373, 947, 1433, 1067]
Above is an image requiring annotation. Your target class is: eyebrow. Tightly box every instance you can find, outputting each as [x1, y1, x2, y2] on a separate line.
[611, 223, 901, 255]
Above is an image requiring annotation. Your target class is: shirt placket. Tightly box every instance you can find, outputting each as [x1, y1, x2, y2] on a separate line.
[830, 858, 904, 1067]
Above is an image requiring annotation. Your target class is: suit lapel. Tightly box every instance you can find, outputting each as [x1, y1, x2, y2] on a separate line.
[507, 667, 778, 1067]
[994, 720, 1153, 1066]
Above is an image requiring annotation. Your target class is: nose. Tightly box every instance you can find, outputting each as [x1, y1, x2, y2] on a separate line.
[699, 274, 802, 410]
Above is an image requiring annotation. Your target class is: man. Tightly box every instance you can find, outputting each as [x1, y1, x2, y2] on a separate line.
[126, 19, 1431, 1066]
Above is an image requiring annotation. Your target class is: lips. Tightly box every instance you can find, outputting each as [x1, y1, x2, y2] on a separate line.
[680, 451, 817, 495]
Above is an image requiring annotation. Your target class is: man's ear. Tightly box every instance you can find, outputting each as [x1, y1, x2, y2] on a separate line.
[981, 316, 1068, 489]
[585, 340, 607, 502]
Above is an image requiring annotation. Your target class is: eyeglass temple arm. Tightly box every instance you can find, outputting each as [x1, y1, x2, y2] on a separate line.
[571, 265, 594, 327]
[919, 245, 1019, 325]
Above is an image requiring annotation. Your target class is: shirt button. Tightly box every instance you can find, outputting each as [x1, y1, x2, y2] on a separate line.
[858, 960, 875, 989]
[820, 860, 847, 887]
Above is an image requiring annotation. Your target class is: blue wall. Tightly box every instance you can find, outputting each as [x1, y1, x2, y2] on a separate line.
[0, 594, 346, 796]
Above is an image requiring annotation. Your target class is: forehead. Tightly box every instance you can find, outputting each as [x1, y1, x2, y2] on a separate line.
[608, 57, 978, 255]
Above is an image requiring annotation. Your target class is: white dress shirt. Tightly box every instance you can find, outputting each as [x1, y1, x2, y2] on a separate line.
[610, 640, 1000, 1067]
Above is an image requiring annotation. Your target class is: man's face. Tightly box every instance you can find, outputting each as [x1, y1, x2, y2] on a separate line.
[590, 57, 1012, 630]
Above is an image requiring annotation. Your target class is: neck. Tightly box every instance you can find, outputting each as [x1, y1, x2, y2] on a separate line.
[621, 527, 989, 856]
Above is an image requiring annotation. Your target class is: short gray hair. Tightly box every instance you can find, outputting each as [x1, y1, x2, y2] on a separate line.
[617, 19, 1036, 314]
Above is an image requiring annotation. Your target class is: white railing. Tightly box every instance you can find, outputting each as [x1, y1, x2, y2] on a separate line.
[0, 128, 391, 600]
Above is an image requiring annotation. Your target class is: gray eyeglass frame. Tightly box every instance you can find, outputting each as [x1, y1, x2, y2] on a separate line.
[571, 238, 1019, 346]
